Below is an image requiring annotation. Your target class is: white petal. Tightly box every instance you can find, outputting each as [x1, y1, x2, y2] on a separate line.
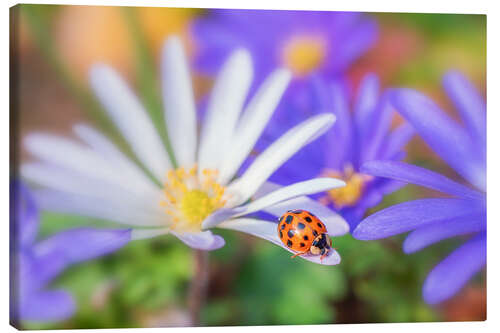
[253, 181, 350, 236]
[161, 37, 198, 167]
[24, 133, 115, 181]
[170, 230, 225, 250]
[202, 177, 341, 229]
[21, 162, 162, 215]
[217, 69, 292, 185]
[202, 178, 345, 229]
[225, 114, 336, 206]
[73, 124, 160, 196]
[90, 64, 171, 181]
[253, 180, 281, 197]
[25, 131, 159, 200]
[197, 49, 253, 172]
[132, 228, 170, 240]
[218, 218, 341, 265]
[218, 218, 281, 245]
[33, 189, 167, 227]
[201, 207, 245, 230]
[236, 178, 345, 216]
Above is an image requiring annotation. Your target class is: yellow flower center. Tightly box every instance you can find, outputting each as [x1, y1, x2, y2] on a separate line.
[282, 35, 327, 77]
[160, 165, 226, 232]
[320, 165, 371, 209]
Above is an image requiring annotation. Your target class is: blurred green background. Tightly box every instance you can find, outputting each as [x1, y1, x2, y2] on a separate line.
[11, 5, 486, 329]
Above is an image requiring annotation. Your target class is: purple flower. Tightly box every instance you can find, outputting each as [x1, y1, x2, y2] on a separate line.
[192, 9, 377, 81]
[258, 74, 414, 229]
[11, 181, 131, 322]
[191, 9, 378, 147]
[353, 71, 486, 304]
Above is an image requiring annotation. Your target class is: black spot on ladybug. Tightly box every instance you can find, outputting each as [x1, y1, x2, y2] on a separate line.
[287, 240, 293, 247]
[317, 222, 323, 228]
[279, 231, 283, 239]
[280, 223, 286, 230]
[303, 235, 309, 241]
[304, 216, 312, 222]
[285, 215, 293, 224]
[300, 242, 305, 247]
[279, 216, 284, 222]
[313, 230, 318, 237]
[287, 230, 295, 238]
[297, 222, 305, 229]
[292, 210, 303, 214]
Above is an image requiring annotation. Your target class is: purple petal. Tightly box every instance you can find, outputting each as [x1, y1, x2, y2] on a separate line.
[353, 74, 381, 167]
[33, 228, 131, 264]
[375, 178, 407, 196]
[325, 79, 354, 170]
[11, 181, 39, 248]
[361, 160, 484, 200]
[171, 230, 225, 251]
[337, 177, 406, 230]
[332, 17, 378, 72]
[403, 211, 486, 253]
[19, 228, 130, 295]
[381, 123, 415, 160]
[423, 232, 486, 304]
[390, 88, 485, 190]
[353, 198, 484, 240]
[442, 71, 486, 146]
[18, 250, 67, 296]
[354, 73, 380, 134]
[19, 289, 75, 322]
[360, 93, 395, 164]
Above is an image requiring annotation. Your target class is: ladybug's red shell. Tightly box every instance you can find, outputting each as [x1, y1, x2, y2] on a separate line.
[277, 210, 327, 253]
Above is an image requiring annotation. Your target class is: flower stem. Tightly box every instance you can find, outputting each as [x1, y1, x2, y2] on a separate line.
[187, 250, 209, 325]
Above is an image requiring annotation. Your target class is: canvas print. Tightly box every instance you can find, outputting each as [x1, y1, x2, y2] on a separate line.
[10, 4, 486, 329]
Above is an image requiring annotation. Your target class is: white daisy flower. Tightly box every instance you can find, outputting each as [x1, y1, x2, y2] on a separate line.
[21, 36, 349, 265]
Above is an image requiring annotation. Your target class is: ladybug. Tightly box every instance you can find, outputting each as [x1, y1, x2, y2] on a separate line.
[277, 209, 333, 260]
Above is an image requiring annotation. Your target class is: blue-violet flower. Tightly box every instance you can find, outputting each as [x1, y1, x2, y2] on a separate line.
[353, 71, 486, 304]
[11, 181, 130, 322]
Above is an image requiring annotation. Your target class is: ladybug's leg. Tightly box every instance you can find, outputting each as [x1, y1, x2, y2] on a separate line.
[319, 248, 329, 262]
[290, 251, 308, 259]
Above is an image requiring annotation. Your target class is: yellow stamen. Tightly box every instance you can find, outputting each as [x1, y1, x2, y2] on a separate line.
[282, 35, 327, 77]
[160, 165, 227, 232]
[188, 164, 197, 176]
[321, 165, 371, 209]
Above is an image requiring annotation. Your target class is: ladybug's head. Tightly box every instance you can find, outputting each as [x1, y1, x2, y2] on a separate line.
[310, 233, 332, 256]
